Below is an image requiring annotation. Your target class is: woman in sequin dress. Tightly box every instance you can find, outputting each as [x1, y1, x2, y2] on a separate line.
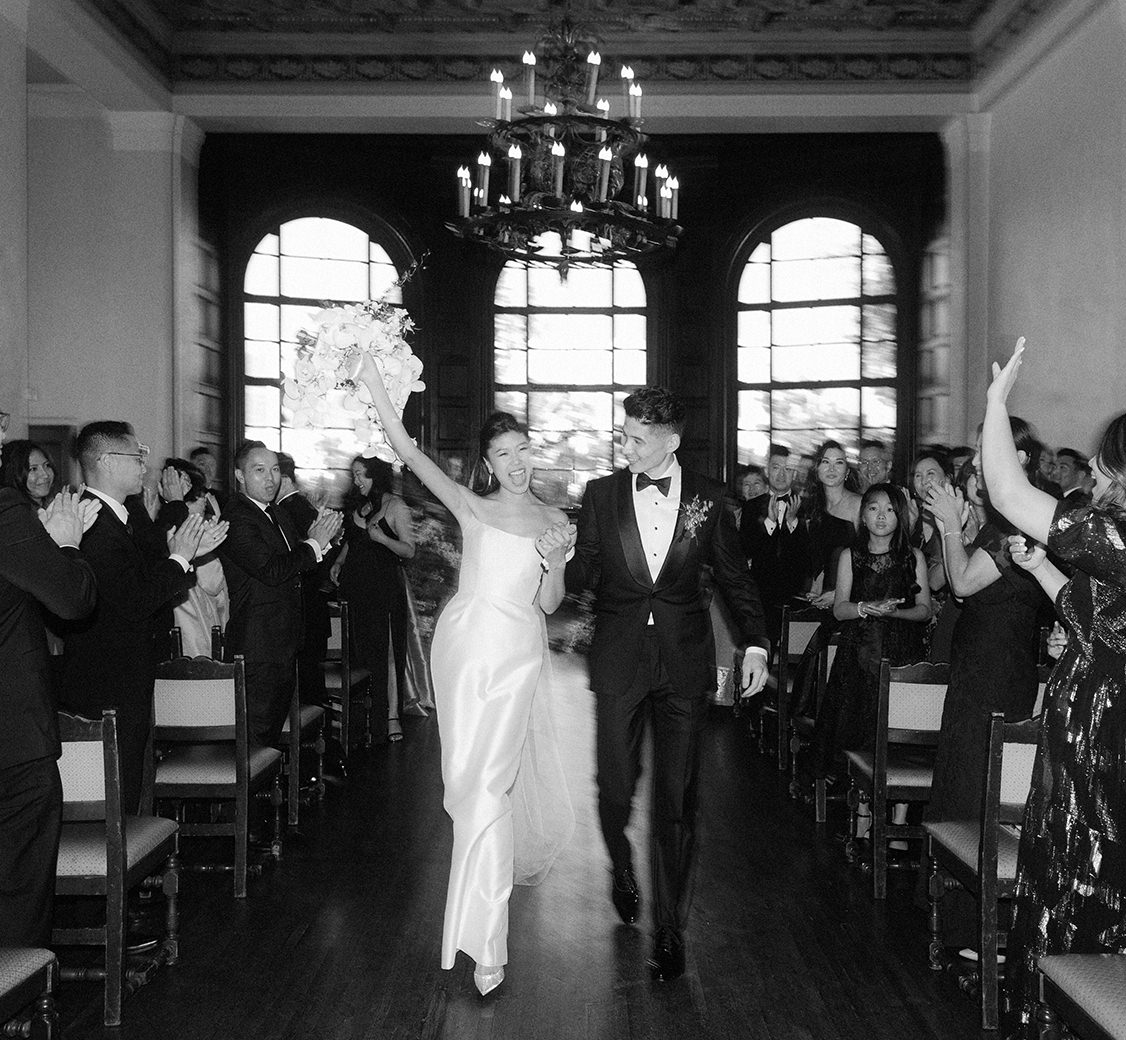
[981, 340, 1126, 1038]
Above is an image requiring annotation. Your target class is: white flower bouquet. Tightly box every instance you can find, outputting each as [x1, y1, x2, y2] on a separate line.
[282, 297, 424, 464]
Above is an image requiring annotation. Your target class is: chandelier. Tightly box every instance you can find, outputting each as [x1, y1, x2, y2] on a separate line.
[446, 19, 682, 274]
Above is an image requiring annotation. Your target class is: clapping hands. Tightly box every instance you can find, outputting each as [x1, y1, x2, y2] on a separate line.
[168, 513, 230, 561]
[309, 506, 344, 549]
[535, 520, 576, 570]
[39, 488, 101, 548]
[924, 480, 968, 536]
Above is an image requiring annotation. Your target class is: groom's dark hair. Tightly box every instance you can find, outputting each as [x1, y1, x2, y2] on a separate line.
[623, 387, 687, 436]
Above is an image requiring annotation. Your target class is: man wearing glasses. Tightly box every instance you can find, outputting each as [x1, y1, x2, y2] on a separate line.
[0, 409, 100, 946]
[58, 421, 229, 814]
[858, 439, 893, 492]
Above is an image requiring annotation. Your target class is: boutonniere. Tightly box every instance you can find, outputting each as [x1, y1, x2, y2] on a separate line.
[679, 495, 713, 542]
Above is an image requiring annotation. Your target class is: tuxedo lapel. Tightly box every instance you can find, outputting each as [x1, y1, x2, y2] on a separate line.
[613, 470, 654, 590]
[654, 469, 694, 589]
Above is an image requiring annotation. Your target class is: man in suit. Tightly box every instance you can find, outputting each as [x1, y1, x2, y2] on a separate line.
[218, 442, 341, 748]
[566, 387, 770, 981]
[1053, 448, 1092, 505]
[59, 422, 227, 815]
[0, 411, 99, 946]
[738, 443, 811, 646]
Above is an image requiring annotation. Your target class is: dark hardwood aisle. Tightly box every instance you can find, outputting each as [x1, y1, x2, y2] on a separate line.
[60, 653, 985, 1039]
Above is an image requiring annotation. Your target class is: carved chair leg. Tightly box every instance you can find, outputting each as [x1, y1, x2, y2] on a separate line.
[163, 852, 181, 964]
[105, 883, 126, 1026]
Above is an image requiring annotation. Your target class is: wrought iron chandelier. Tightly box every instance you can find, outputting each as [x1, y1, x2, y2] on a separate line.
[447, 19, 682, 275]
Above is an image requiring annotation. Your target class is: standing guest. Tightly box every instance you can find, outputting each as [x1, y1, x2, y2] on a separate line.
[857, 439, 892, 492]
[982, 342, 1126, 1039]
[59, 422, 226, 815]
[0, 439, 59, 509]
[801, 440, 861, 609]
[1031, 441, 1062, 498]
[0, 410, 99, 947]
[910, 450, 954, 596]
[922, 421, 1044, 956]
[731, 464, 767, 529]
[218, 441, 341, 748]
[739, 445, 811, 644]
[947, 445, 975, 477]
[190, 445, 226, 507]
[567, 386, 770, 982]
[1053, 448, 1092, 505]
[330, 455, 417, 742]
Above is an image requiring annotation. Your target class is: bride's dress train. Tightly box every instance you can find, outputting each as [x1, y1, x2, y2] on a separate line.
[431, 512, 574, 970]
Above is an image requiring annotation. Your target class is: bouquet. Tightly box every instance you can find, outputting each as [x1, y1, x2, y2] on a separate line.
[282, 295, 424, 464]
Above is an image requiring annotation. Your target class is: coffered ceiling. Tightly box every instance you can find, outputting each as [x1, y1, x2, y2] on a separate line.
[79, 0, 1064, 89]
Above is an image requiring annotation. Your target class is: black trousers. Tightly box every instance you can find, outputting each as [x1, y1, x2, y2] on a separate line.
[0, 756, 63, 946]
[244, 657, 297, 748]
[595, 629, 709, 933]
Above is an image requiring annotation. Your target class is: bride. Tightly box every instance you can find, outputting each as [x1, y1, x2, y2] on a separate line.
[354, 354, 576, 996]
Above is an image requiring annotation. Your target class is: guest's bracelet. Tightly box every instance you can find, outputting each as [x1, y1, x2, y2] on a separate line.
[857, 601, 868, 618]
[942, 531, 960, 540]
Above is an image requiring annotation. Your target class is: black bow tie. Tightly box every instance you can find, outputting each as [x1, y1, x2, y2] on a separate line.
[637, 473, 671, 497]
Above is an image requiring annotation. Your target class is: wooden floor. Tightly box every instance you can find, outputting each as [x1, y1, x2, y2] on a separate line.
[60, 653, 987, 1039]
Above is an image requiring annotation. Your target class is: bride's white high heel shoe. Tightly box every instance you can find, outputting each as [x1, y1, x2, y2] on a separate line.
[473, 964, 504, 996]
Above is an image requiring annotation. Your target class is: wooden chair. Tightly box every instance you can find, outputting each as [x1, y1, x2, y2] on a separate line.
[323, 599, 372, 754]
[52, 710, 179, 1027]
[844, 660, 949, 899]
[280, 688, 326, 827]
[773, 603, 826, 776]
[152, 656, 283, 898]
[924, 712, 1039, 1029]
[1037, 954, 1126, 1040]
[0, 949, 58, 1039]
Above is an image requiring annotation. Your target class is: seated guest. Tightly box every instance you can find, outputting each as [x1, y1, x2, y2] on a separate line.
[0, 439, 59, 510]
[857, 439, 892, 492]
[218, 441, 341, 748]
[59, 422, 226, 815]
[801, 440, 861, 609]
[739, 444, 811, 645]
[1053, 447, 1092, 504]
[0, 411, 98, 947]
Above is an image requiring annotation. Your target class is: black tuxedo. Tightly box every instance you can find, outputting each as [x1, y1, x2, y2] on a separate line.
[566, 465, 767, 932]
[0, 489, 97, 945]
[218, 492, 319, 746]
[738, 491, 812, 644]
[59, 493, 195, 815]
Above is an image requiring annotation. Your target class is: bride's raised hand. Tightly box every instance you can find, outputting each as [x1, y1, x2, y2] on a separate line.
[351, 350, 382, 390]
[987, 337, 1025, 405]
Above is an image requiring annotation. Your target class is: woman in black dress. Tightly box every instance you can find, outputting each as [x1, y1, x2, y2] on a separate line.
[982, 341, 1126, 1038]
[331, 455, 417, 741]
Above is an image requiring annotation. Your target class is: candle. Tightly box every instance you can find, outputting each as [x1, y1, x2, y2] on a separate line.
[659, 182, 672, 218]
[596, 97, 610, 119]
[568, 200, 585, 251]
[637, 194, 648, 212]
[457, 165, 471, 217]
[632, 153, 648, 205]
[544, 100, 557, 138]
[585, 52, 601, 107]
[620, 65, 634, 110]
[654, 163, 668, 212]
[629, 82, 642, 119]
[490, 68, 504, 120]
[551, 141, 565, 197]
[522, 51, 536, 107]
[476, 151, 492, 207]
[597, 145, 612, 202]
[668, 176, 679, 219]
[507, 144, 522, 203]
[499, 85, 512, 123]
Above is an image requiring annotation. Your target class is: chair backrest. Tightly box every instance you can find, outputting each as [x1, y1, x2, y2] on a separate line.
[1031, 662, 1054, 717]
[57, 711, 123, 834]
[881, 660, 950, 744]
[153, 656, 245, 742]
[777, 604, 830, 713]
[988, 714, 1041, 824]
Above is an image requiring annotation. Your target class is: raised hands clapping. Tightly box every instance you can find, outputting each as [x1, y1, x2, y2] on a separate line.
[39, 487, 101, 548]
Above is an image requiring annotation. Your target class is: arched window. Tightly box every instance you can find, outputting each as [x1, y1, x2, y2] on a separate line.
[242, 216, 406, 500]
[735, 216, 897, 464]
[493, 262, 647, 505]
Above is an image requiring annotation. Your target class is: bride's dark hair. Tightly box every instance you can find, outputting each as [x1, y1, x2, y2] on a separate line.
[469, 411, 530, 496]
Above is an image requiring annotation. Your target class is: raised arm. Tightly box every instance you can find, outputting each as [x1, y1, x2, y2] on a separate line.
[981, 340, 1057, 544]
[355, 353, 472, 523]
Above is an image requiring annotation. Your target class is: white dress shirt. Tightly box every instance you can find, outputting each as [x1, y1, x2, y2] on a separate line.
[249, 497, 323, 562]
[87, 487, 191, 572]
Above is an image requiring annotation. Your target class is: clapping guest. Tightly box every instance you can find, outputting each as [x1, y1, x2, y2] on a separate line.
[0, 410, 98, 947]
[982, 342, 1126, 1039]
[59, 422, 228, 814]
[0, 439, 60, 509]
[910, 450, 954, 597]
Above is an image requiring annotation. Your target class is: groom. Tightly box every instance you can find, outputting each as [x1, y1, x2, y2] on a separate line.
[566, 386, 769, 981]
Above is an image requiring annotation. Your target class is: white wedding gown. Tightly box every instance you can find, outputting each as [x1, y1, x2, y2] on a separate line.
[431, 511, 574, 969]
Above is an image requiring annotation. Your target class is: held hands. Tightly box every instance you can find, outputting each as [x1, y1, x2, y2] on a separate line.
[535, 520, 577, 570]
[988, 337, 1025, 405]
[740, 651, 769, 698]
[39, 488, 100, 548]
[309, 506, 344, 549]
[1007, 534, 1047, 572]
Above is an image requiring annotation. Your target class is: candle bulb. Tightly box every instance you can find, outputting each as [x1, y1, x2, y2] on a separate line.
[507, 144, 522, 203]
[490, 68, 504, 120]
[632, 153, 648, 206]
[457, 165, 471, 217]
[544, 100, 557, 138]
[551, 141, 565, 197]
[476, 151, 492, 207]
[620, 65, 634, 110]
[522, 51, 536, 107]
[629, 81, 642, 119]
[659, 182, 672, 218]
[597, 145, 612, 202]
[637, 194, 648, 212]
[585, 51, 601, 107]
[499, 85, 512, 123]
[654, 162, 669, 211]
[668, 176, 679, 219]
[597, 97, 610, 119]
[569, 200, 584, 250]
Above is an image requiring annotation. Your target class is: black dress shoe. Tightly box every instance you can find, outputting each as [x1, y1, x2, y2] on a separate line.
[648, 929, 685, 981]
[610, 867, 640, 925]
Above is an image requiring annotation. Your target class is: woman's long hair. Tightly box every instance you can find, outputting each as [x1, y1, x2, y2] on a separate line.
[345, 454, 393, 514]
[1093, 412, 1126, 516]
[469, 411, 529, 497]
[0, 439, 59, 507]
[802, 439, 849, 528]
